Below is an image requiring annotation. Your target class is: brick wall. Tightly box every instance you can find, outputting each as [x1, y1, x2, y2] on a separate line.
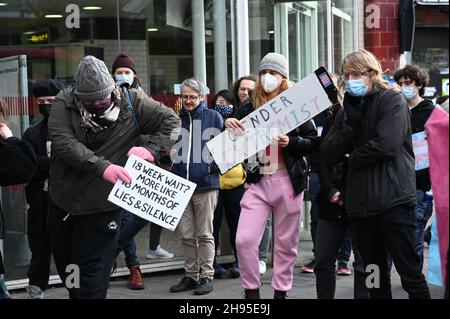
[364, 0, 400, 74]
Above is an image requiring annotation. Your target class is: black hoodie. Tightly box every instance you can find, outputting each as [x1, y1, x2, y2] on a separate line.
[411, 99, 434, 191]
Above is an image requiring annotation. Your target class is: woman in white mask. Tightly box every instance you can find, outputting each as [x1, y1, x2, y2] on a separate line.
[225, 53, 318, 299]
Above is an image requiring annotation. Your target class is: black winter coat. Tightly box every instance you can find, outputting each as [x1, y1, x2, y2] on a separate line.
[232, 100, 318, 195]
[0, 136, 36, 274]
[316, 108, 347, 220]
[320, 88, 417, 218]
[22, 120, 50, 237]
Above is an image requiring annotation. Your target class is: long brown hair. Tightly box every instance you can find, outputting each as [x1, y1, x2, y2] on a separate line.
[252, 78, 292, 109]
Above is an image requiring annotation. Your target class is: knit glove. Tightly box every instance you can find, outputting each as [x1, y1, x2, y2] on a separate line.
[343, 93, 364, 128]
[103, 164, 132, 185]
[127, 146, 154, 162]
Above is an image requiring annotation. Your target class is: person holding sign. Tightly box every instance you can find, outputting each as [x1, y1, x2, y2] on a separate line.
[225, 53, 318, 299]
[47, 56, 180, 299]
[394, 65, 435, 272]
[232, 74, 272, 276]
[321, 49, 430, 299]
[169, 78, 223, 296]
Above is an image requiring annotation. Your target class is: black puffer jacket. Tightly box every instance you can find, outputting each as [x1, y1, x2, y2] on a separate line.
[411, 99, 434, 191]
[232, 100, 318, 195]
[320, 88, 417, 218]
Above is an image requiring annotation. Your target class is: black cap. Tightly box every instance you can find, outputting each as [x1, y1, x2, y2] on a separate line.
[32, 79, 64, 98]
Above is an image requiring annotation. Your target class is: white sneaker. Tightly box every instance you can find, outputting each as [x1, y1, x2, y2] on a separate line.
[259, 260, 267, 275]
[146, 245, 174, 259]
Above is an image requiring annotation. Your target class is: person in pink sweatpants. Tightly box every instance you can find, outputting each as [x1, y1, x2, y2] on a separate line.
[225, 53, 318, 299]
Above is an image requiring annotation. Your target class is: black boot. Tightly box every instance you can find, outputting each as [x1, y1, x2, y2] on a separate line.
[274, 290, 287, 299]
[244, 288, 260, 299]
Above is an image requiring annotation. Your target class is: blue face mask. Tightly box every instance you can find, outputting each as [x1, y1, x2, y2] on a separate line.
[401, 87, 417, 100]
[345, 79, 368, 97]
[215, 104, 233, 118]
[115, 74, 134, 87]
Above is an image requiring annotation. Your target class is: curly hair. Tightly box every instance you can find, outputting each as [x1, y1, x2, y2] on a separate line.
[232, 74, 258, 106]
[393, 65, 429, 97]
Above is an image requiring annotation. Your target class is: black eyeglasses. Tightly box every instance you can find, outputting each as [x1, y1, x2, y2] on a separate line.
[182, 95, 200, 101]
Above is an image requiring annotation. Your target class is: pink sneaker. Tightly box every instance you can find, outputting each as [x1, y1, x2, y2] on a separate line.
[301, 259, 317, 273]
[336, 265, 352, 276]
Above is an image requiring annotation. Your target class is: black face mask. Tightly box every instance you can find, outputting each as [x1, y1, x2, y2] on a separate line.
[38, 104, 52, 120]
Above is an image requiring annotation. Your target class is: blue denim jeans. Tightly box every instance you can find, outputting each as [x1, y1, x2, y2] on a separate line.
[414, 189, 433, 272]
[337, 228, 352, 265]
[117, 210, 148, 268]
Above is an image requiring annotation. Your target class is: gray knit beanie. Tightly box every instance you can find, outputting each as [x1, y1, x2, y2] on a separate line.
[74, 56, 115, 100]
[259, 53, 289, 79]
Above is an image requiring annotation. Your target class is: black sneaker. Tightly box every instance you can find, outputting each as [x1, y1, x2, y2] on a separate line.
[193, 278, 214, 295]
[170, 277, 198, 293]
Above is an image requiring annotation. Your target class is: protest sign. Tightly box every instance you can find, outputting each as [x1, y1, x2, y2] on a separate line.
[412, 131, 429, 171]
[206, 67, 338, 174]
[108, 155, 196, 231]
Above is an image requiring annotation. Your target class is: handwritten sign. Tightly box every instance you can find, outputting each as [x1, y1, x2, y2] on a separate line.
[412, 131, 429, 171]
[108, 155, 196, 231]
[206, 69, 333, 174]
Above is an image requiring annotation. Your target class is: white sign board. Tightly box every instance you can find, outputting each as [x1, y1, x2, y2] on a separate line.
[412, 131, 430, 171]
[206, 68, 334, 174]
[108, 155, 197, 231]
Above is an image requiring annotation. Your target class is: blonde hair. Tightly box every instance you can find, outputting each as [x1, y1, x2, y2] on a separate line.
[340, 49, 390, 92]
[252, 78, 292, 109]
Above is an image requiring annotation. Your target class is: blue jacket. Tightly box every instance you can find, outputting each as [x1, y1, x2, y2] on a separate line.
[171, 102, 223, 192]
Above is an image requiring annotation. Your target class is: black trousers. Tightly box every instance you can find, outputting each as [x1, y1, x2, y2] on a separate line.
[350, 204, 431, 299]
[27, 233, 51, 290]
[48, 201, 121, 299]
[213, 186, 245, 261]
[314, 218, 368, 299]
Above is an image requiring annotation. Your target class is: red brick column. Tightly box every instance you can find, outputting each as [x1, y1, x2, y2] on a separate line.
[364, 0, 400, 74]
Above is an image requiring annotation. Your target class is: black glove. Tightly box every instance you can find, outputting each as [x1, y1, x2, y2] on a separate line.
[343, 93, 364, 128]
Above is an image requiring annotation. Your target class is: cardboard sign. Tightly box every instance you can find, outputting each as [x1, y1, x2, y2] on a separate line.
[412, 131, 429, 171]
[206, 67, 338, 174]
[108, 155, 196, 231]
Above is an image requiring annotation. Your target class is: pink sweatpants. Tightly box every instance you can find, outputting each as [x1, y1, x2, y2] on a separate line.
[236, 170, 303, 291]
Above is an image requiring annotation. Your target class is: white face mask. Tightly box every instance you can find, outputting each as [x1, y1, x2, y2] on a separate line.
[261, 73, 279, 93]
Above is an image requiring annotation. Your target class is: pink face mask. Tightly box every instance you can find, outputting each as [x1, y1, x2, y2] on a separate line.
[84, 96, 112, 114]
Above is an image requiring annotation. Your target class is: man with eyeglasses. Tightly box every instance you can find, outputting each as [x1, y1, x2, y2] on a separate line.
[394, 65, 435, 272]
[170, 78, 223, 296]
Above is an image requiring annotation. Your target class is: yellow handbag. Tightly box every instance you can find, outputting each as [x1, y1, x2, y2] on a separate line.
[219, 164, 246, 190]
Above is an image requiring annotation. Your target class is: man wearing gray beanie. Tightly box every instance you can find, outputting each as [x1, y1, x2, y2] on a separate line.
[74, 56, 115, 101]
[47, 55, 181, 299]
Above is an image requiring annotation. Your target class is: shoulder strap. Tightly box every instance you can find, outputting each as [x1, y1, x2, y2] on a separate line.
[123, 87, 141, 134]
